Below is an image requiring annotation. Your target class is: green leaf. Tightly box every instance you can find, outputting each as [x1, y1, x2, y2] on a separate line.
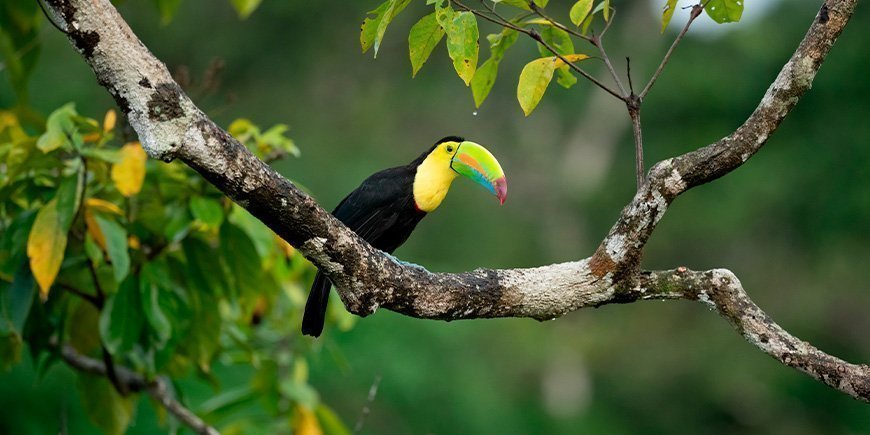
[499, 0, 532, 10]
[469, 29, 518, 107]
[517, 57, 557, 116]
[99, 276, 143, 355]
[602, 0, 611, 21]
[183, 237, 226, 296]
[408, 13, 445, 77]
[94, 215, 130, 283]
[360, 0, 411, 56]
[537, 26, 574, 57]
[581, 1, 607, 35]
[316, 404, 352, 435]
[0, 210, 36, 278]
[36, 103, 78, 153]
[220, 222, 264, 302]
[704, 0, 744, 24]
[471, 59, 498, 108]
[141, 261, 172, 344]
[78, 374, 136, 435]
[443, 11, 479, 86]
[661, 0, 679, 32]
[570, 0, 594, 26]
[229, 0, 262, 19]
[190, 196, 225, 229]
[556, 67, 578, 88]
[488, 29, 518, 62]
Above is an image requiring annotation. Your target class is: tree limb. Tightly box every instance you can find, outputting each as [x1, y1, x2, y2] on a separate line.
[59, 344, 219, 435]
[42, 0, 867, 402]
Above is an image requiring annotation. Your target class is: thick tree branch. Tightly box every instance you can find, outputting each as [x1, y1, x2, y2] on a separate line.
[59, 344, 219, 435]
[42, 0, 867, 402]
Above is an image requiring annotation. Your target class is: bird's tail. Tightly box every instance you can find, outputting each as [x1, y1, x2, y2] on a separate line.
[302, 271, 331, 337]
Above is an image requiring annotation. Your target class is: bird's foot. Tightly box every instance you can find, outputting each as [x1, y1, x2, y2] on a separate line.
[384, 253, 426, 270]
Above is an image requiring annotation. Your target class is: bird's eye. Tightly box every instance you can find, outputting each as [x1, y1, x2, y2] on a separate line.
[446, 145, 454, 153]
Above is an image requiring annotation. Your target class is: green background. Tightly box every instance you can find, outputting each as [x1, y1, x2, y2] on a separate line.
[2, 0, 869, 433]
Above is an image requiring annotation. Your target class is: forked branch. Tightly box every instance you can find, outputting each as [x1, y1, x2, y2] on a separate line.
[42, 0, 867, 404]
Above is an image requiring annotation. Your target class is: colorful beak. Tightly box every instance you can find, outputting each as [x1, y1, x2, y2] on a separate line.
[450, 141, 507, 205]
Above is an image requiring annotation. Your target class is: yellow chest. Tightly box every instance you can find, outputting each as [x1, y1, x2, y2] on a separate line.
[412, 157, 457, 212]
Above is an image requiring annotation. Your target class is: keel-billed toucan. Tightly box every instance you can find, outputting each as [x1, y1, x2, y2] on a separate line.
[301, 137, 507, 337]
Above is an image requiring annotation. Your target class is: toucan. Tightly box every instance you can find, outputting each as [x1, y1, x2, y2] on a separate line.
[301, 136, 508, 337]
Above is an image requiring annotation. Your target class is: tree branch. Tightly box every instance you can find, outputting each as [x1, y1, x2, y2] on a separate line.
[59, 344, 219, 435]
[639, 2, 704, 99]
[42, 0, 867, 402]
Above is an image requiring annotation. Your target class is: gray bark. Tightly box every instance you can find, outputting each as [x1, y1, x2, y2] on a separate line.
[42, 0, 868, 404]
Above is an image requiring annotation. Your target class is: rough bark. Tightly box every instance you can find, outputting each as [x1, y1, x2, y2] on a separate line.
[42, 0, 868, 403]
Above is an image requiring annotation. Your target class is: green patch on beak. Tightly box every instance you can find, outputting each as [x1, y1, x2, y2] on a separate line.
[450, 141, 507, 204]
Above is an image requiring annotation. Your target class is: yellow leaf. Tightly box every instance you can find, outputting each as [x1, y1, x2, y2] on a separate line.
[522, 18, 554, 26]
[294, 406, 323, 435]
[86, 210, 107, 251]
[111, 143, 147, 197]
[128, 235, 140, 250]
[554, 53, 591, 68]
[274, 232, 294, 258]
[82, 133, 101, 143]
[27, 199, 68, 300]
[103, 109, 117, 132]
[86, 198, 123, 215]
[517, 57, 557, 116]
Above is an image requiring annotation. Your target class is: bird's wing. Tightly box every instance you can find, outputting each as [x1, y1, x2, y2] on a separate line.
[331, 167, 410, 244]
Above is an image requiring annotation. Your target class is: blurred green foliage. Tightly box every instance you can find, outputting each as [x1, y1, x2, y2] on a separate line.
[1, 0, 869, 434]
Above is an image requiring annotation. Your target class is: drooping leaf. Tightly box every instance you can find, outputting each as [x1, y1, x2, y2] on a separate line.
[360, 0, 411, 56]
[94, 214, 130, 284]
[140, 261, 172, 344]
[86, 198, 124, 216]
[704, 0, 744, 24]
[570, 0, 594, 26]
[111, 142, 147, 197]
[99, 276, 143, 355]
[190, 196, 225, 229]
[443, 11, 479, 86]
[294, 405, 323, 435]
[230, 0, 262, 19]
[602, 0, 611, 21]
[220, 222, 264, 303]
[517, 57, 557, 116]
[471, 59, 498, 108]
[27, 200, 68, 300]
[661, 0, 679, 32]
[408, 12, 445, 77]
[315, 404, 351, 435]
[78, 374, 136, 435]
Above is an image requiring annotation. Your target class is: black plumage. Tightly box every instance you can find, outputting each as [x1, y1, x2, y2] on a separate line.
[301, 137, 463, 337]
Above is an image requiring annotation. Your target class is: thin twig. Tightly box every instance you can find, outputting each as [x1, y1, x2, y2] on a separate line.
[527, 2, 593, 43]
[626, 57, 634, 94]
[57, 282, 101, 307]
[59, 344, 219, 435]
[627, 96, 644, 188]
[592, 35, 627, 96]
[527, 2, 627, 96]
[639, 2, 704, 99]
[353, 374, 382, 435]
[454, 0, 624, 100]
